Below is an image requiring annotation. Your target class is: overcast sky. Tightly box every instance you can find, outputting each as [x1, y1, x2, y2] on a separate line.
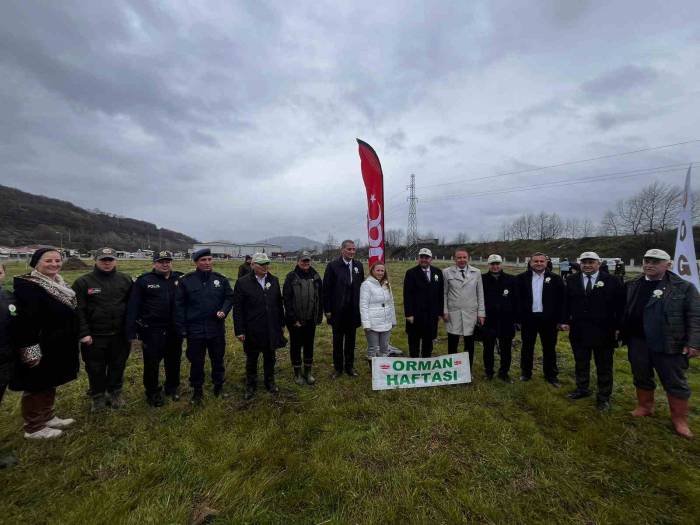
[1, 1, 699, 244]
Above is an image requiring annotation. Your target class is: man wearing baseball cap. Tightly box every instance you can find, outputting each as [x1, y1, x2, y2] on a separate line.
[126, 251, 184, 406]
[233, 252, 286, 400]
[561, 252, 624, 410]
[403, 248, 444, 358]
[72, 248, 133, 411]
[620, 248, 700, 437]
[175, 248, 234, 404]
[481, 254, 519, 382]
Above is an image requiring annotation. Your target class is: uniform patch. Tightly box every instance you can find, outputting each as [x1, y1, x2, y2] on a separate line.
[147, 284, 161, 289]
[87, 288, 102, 295]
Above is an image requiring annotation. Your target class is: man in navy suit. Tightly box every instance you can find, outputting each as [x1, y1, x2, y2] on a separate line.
[323, 240, 364, 377]
[515, 252, 565, 386]
[561, 252, 624, 410]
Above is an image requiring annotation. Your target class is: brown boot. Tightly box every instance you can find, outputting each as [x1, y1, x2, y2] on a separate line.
[667, 395, 693, 439]
[631, 388, 654, 417]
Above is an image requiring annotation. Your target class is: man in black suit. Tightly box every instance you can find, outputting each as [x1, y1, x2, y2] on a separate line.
[233, 252, 286, 400]
[403, 248, 444, 358]
[323, 240, 364, 377]
[481, 254, 519, 382]
[516, 252, 565, 386]
[561, 252, 624, 410]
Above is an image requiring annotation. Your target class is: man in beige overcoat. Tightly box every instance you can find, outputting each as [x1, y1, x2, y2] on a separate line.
[443, 248, 485, 368]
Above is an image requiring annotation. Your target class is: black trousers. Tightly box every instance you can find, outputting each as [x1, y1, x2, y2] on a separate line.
[289, 323, 316, 368]
[186, 335, 225, 388]
[627, 337, 691, 399]
[82, 334, 131, 395]
[571, 340, 614, 401]
[447, 333, 475, 367]
[408, 329, 433, 358]
[245, 346, 276, 388]
[141, 328, 183, 395]
[332, 323, 356, 372]
[483, 335, 513, 378]
[520, 315, 559, 380]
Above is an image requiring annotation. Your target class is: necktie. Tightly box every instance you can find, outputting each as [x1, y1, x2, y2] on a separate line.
[585, 275, 592, 295]
[460, 270, 465, 278]
[425, 269, 430, 282]
[348, 263, 352, 284]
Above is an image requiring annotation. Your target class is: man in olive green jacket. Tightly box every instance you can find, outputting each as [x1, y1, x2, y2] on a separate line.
[72, 248, 133, 411]
[621, 249, 700, 438]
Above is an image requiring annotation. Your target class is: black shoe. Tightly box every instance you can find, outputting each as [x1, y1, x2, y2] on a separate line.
[146, 391, 165, 407]
[213, 384, 228, 398]
[165, 389, 180, 402]
[345, 368, 359, 377]
[265, 380, 279, 393]
[0, 452, 18, 469]
[597, 400, 611, 411]
[567, 390, 591, 400]
[547, 379, 562, 389]
[331, 370, 343, 379]
[190, 388, 203, 406]
[519, 375, 531, 382]
[498, 374, 513, 384]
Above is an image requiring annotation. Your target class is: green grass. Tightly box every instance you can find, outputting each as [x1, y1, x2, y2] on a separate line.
[0, 260, 698, 525]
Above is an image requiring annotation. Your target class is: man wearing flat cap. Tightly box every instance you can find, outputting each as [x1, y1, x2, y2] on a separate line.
[175, 248, 234, 404]
[126, 251, 184, 407]
[620, 248, 700, 438]
[233, 252, 286, 400]
[323, 240, 364, 377]
[283, 252, 323, 386]
[403, 248, 444, 358]
[72, 248, 133, 411]
[561, 252, 624, 410]
[481, 254, 519, 382]
[238, 255, 253, 279]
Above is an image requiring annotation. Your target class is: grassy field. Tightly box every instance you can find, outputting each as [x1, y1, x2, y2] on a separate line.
[0, 259, 699, 525]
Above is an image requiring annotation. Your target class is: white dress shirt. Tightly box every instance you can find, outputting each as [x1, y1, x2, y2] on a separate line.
[256, 273, 267, 289]
[531, 272, 544, 313]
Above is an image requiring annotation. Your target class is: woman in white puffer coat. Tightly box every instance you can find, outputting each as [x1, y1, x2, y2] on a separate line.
[360, 262, 397, 359]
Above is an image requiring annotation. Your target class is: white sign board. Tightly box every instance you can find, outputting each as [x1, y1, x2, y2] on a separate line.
[371, 352, 472, 391]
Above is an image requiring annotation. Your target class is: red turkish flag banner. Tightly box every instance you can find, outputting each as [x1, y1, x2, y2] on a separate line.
[357, 139, 385, 265]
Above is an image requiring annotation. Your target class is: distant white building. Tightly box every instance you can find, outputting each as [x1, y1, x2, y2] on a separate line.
[190, 241, 282, 258]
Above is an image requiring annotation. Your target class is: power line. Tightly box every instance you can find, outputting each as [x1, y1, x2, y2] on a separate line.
[420, 162, 694, 203]
[418, 139, 700, 189]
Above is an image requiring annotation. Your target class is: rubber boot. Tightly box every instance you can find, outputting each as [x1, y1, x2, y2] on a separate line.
[631, 388, 654, 417]
[91, 394, 107, 413]
[293, 366, 305, 386]
[108, 390, 126, 409]
[0, 451, 18, 469]
[303, 365, 316, 385]
[667, 395, 694, 439]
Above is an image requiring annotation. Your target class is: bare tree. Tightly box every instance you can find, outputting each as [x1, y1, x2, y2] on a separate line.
[452, 232, 470, 244]
[385, 228, 404, 247]
[580, 218, 594, 237]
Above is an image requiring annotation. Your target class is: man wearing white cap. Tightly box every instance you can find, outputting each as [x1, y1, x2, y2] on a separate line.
[233, 252, 286, 400]
[442, 248, 484, 368]
[561, 252, 624, 410]
[620, 248, 700, 438]
[403, 248, 444, 358]
[481, 254, 519, 382]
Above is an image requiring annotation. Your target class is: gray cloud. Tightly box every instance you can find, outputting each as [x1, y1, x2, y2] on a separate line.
[1, 1, 699, 245]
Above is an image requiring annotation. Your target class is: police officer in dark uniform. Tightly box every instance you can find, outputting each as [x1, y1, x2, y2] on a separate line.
[126, 251, 184, 407]
[175, 248, 234, 405]
[72, 248, 133, 411]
